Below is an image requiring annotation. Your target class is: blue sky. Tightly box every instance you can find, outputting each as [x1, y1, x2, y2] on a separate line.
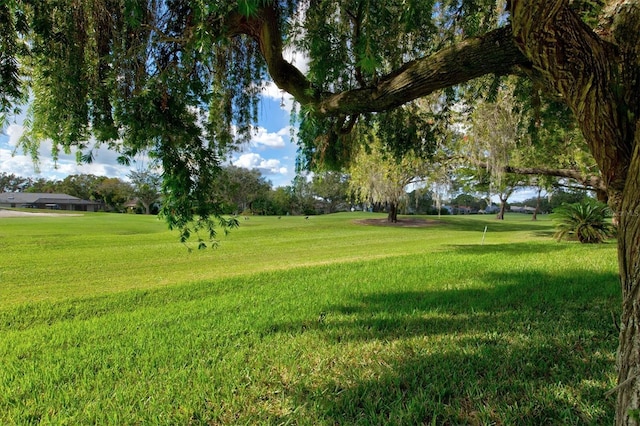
[1, 81, 538, 202]
[0, 84, 299, 188]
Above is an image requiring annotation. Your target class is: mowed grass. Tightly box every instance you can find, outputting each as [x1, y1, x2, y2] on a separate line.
[0, 212, 620, 424]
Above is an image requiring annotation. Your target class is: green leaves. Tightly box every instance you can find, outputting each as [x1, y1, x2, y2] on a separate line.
[553, 200, 616, 244]
[3, 0, 273, 244]
[0, 0, 29, 121]
[237, 0, 263, 17]
[355, 54, 379, 75]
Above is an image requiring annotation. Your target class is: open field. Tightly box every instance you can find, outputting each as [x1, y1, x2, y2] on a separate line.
[0, 211, 620, 424]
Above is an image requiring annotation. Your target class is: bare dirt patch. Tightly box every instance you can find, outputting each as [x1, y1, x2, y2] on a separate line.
[353, 217, 444, 228]
[0, 209, 83, 218]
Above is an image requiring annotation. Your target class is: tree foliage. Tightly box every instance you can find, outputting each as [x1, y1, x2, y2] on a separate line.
[311, 171, 349, 213]
[97, 177, 133, 212]
[128, 169, 162, 214]
[0, 172, 31, 192]
[348, 136, 426, 222]
[215, 165, 272, 214]
[1, 0, 609, 236]
[553, 199, 616, 243]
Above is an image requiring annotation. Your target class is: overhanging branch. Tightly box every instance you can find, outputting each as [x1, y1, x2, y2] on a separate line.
[476, 161, 605, 191]
[316, 26, 531, 115]
[229, 5, 531, 116]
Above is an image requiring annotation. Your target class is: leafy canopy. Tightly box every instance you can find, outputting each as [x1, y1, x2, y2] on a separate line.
[0, 0, 605, 242]
[553, 199, 616, 244]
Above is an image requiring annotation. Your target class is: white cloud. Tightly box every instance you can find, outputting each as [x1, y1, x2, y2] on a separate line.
[233, 153, 288, 175]
[0, 147, 38, 177]
[6, 123, 24, 145]
[259, 81, 297, 113]
[1, 122, 139, 181]
[249, 125, 290, 148]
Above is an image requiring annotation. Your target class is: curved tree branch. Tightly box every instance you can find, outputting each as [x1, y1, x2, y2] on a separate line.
[502, 165, 605, 191]
[228, 5, 530, 116]
[226, 5, 318, 105]
[510, 0, 634, 196]
[474, 161, 605, 191]
[316, 26, 530, 115]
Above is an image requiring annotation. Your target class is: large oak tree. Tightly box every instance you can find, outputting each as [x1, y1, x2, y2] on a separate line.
[2, 0, 640, 423]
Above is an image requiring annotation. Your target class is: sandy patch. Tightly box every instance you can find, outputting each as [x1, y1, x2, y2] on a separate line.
[0, 209, 83, 218]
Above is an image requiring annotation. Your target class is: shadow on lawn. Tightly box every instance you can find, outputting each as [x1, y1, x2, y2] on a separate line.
[445, 241, 570, 256]
[269, 268, 620, 425]
[448, 241, 616, 255]
[437, 215, 555, 233]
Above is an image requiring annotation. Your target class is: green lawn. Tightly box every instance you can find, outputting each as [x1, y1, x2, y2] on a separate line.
[0, 211, 620, 424]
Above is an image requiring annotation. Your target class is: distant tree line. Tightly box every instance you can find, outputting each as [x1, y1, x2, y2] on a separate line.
[0, 168, 351, 216]
[2, 168, 595, 218]
[0, 171, 160, 214]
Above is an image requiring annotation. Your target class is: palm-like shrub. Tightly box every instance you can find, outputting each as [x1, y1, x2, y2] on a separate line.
[553, 200, 616, 243]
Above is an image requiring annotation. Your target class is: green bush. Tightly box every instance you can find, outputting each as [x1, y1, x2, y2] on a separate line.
[553, 199, 616, 243]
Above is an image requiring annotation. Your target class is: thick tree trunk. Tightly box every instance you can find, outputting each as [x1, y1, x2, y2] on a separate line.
[532, 187, 542, 221]
[614, 128, 640, 425]
[387, 202, 398, 223]
[496, 197, 507, 220]
[495, 204, 505, 220]
[616, 209, 640, 424]
[509, 3, 640, 423]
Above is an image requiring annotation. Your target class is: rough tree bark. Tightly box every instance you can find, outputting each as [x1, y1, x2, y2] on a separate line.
[510, 1, 640, 424]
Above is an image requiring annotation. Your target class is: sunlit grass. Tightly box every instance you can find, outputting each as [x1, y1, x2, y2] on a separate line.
[0, 212, 619, 424]
[1, 212, 555, 304]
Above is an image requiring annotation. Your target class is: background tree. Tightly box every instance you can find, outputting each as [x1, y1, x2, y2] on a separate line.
[97, 177, 133, 212]
[348, 137, 426, 222]
[269, 186, 296, 216]
[0, 172, 30, 192]
[289, 174, 316, 216]
[56, 174, 105, 201]
[407, 188, 437, 215]
[450, 193, 487, 213]
[550, 188, 593, 209]
[513, 193, 552, 215]
[218, 166, 272, 215]
[128, 170, 162, 215]
[493, 174, 529, 220]
[24, 177, 57, 194]
[311, 171, 349, 214]
[464, 81, 530, 219]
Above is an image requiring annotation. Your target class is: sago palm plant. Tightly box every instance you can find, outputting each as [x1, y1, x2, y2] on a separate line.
[553, 200, 616, 243]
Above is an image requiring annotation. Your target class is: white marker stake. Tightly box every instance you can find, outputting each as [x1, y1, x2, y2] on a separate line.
[482, 226, 487, 245]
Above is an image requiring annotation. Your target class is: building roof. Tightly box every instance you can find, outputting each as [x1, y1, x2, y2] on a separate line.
[0, 192, 99, 205]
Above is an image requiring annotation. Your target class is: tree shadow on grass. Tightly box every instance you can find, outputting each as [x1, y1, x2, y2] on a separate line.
[267, 268, 620, 425]
[445, 241, 571, 256]
[448, 241, 617, 255]
[436, 216, 556, 233]
[532, 229, 556, 238]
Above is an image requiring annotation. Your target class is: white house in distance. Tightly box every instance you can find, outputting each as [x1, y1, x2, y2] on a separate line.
[0, 193, 102, 212]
